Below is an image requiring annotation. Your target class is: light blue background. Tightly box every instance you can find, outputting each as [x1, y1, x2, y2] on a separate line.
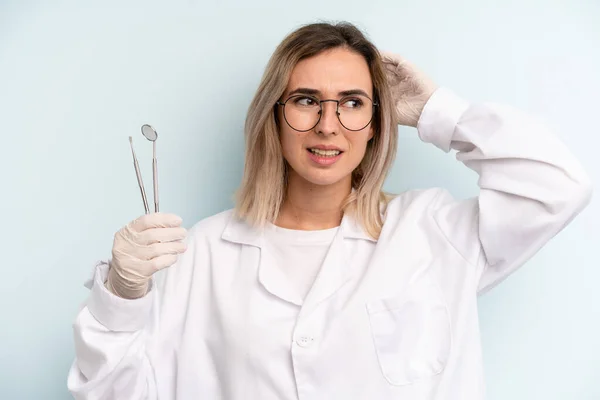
[1, 1, 598, 399]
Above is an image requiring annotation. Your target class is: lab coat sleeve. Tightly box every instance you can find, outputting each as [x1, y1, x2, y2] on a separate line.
[67, 225, 200, 399]
[66, 261, 158, 399]
[418, 87, 593, 294]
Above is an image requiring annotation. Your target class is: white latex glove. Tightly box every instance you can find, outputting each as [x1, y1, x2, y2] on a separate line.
[106, 212, 187, 299]
[381, 51, 438, 127]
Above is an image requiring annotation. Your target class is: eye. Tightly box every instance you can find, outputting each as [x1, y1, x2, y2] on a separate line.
[340, 97, 364, 109]
[292, 96, 319, 107]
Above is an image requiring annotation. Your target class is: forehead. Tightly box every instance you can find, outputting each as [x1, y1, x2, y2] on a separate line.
[286, 47, 373, 96]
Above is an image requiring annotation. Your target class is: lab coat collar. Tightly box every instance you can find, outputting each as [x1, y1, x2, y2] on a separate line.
[220, 210, 376, 247]
[221, 209, 377, 308]
[339, 211, 377, 242]
[221, 212, 262, 247]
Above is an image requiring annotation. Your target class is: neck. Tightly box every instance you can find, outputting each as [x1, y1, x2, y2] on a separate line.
[276, 171, 351, 231]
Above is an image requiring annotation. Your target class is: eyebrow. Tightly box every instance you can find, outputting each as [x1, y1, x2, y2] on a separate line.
[287, 87, 372, 98]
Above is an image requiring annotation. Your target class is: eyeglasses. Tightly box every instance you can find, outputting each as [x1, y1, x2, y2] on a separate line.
[276, 94, 378, 132]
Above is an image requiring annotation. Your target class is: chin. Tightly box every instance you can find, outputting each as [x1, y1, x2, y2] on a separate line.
[298, 167, 351, 187]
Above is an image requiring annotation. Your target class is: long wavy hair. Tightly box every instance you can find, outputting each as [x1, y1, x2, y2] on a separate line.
[234, 21, 398, 239]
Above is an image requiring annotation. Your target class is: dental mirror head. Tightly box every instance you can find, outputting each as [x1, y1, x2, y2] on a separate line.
[141, 124, 158, 142]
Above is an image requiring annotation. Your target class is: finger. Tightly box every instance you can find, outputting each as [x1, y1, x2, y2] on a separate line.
[137, 227, 187, 245]
[130, 213, 183, 232]
[148, 254, 180, 272]
[380, 51, 405, 64]
[139, 241, 187, 261]
[380, 51, 417, 74]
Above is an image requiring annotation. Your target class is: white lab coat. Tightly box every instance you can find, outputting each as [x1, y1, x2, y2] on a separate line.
[67, 88, 592, 400]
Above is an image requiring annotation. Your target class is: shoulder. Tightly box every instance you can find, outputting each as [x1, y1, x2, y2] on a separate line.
[384, 187, 455, 217]
[383, 187, 477, 232]
[186, 207, 261, 248]
[187, 208, 236, 240]
[382, 188, 479, 259]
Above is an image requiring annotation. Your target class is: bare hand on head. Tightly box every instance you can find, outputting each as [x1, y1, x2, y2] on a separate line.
[106, 213, 187, 299]
[381, 52, 438, 127]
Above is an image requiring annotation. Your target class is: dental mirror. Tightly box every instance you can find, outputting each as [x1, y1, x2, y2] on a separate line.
[141, 124, 158, 141]
[141, 124, 159, 213]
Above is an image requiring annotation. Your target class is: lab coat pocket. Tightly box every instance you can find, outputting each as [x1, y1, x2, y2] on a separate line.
[366, 280, 451, 386]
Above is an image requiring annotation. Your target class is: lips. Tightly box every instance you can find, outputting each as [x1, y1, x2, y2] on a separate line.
[306, 147, 344, 166]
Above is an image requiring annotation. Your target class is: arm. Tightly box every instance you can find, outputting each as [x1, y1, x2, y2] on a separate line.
[382, 52, 593, 294]
[418, 88, 592, 293]
[67, 261, 158, 399]
[67, 214, 195, 399]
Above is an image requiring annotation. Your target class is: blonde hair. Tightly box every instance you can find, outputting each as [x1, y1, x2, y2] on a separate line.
[234, 22, 398, 239]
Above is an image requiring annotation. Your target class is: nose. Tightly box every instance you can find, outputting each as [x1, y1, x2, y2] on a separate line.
[315, 100, 340, 136]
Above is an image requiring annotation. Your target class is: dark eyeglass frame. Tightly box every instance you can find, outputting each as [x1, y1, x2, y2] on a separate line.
[275, 94, 379, 132]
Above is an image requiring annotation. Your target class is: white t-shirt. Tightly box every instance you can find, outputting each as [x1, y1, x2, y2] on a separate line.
[263, 222, 338, 301]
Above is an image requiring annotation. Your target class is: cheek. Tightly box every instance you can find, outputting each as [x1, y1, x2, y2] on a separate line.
[280, 127, 305, 161]
[347, 132, 372, 158]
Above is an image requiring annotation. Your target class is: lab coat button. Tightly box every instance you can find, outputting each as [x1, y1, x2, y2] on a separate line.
[295, 335, 315, 348]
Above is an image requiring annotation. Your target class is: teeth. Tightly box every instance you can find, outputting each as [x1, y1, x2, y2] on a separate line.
[310, 148, 341, 157]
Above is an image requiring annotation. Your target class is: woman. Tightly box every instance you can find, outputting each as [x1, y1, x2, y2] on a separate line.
[68, 22, 592, 399]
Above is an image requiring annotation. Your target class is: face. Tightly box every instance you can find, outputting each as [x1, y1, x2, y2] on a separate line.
[278, 47, 375, 187]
